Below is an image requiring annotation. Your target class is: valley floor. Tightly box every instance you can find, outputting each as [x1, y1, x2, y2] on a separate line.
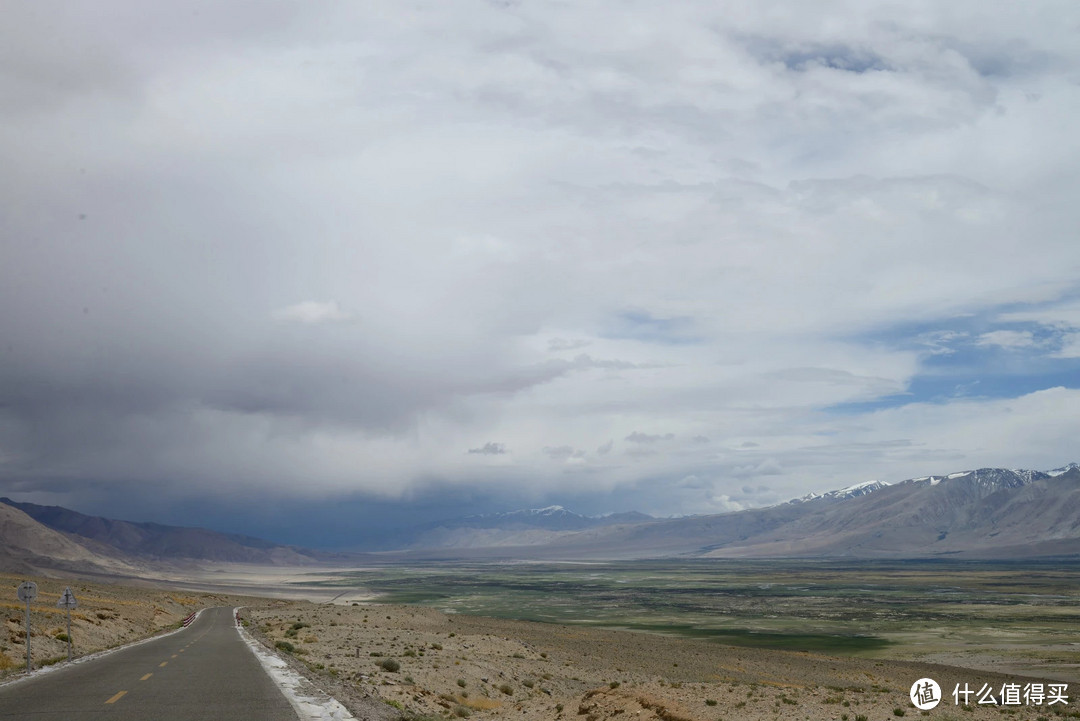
[246, 601, 1075, 721]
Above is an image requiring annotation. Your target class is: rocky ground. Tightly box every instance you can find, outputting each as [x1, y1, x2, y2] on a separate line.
[245, 601, 1074, 721]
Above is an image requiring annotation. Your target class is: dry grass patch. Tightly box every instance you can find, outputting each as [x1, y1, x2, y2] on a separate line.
[457, 696, 502, 711]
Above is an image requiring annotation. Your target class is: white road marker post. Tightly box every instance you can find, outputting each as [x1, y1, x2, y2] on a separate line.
[17, 581, 37, 672]
[57, 587, 78, 662]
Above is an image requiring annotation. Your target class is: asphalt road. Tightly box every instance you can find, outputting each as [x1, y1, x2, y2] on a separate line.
[0, 606, 298, 720]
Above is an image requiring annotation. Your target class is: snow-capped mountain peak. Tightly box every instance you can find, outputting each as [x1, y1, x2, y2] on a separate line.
[792, 479, 890, 504]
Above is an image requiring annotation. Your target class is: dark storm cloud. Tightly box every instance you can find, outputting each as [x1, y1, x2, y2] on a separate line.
[1, 1, 1079, 542]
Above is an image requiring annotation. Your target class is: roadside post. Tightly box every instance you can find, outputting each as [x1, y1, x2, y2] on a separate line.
[57, 587, 77, 662]
[16, 581, 37, 672]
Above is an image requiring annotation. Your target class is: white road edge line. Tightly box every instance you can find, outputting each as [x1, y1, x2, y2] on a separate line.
[0, 609, 205, 691]
[234, 607, 357, 721]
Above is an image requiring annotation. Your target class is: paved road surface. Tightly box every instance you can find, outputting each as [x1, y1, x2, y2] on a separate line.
[0, 606, 298, 720]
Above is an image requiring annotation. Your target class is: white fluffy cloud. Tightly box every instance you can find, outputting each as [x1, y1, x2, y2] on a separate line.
[1, 1, 1078, 524]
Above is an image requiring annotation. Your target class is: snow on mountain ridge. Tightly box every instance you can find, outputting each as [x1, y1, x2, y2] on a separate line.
[792, 479, 890, 504]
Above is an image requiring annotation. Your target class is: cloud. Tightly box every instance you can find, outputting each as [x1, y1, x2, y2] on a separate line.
[0, 1, 1078, 541]
[625, 432, 676, 444]
[272, 301, 351, 324]
[914, 330, 969, 356]
[1054, 334, 1080, 359]
[975, 330, 1038, 350]
[468, 442, 507, 455]
[542, 445, 586, 462]
[548, 337, 591, 352]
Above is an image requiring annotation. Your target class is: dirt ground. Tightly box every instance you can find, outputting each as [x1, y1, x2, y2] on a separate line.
[245, 601, 1075, 721]
[0, 573, 261, 675]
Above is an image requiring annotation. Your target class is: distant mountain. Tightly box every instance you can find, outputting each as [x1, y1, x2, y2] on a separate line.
[407, 506, 655, 549]
[5, 462, 1078, 567]
[403, 465, 1080, 560]
[792, 480, 891, 503]
[0, 502, 140, 576]
[0, 498, 335, 566]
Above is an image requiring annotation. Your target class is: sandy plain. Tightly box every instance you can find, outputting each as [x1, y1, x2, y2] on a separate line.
[2, 568, 1074, 721]
[245, 601, 1075, 721]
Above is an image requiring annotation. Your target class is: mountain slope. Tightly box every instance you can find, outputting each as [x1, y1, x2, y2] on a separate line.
[0, 498, 329, 565]
[0, 502, 140, 575]
[715, 466, 1080, 558]
[404, 465, 1080, 560]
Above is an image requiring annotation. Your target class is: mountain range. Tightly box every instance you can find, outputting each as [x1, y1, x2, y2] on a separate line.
[1, 463, 1078, 575]
[397, 464, 1080, 559]
[0, 497, 339, 574]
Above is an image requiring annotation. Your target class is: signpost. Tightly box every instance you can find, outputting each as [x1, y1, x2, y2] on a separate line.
[57, 587, 77, 662]
[16, 582, 37, 672]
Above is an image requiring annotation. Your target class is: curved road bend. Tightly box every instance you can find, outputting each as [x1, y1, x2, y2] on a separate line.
[0, 606, 298, 721]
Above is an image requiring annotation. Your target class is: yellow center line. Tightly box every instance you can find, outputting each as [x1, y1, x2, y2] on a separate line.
[105, 691, 127, 704]
[140, 673, 152, 681]
[159, 661, 168, 667]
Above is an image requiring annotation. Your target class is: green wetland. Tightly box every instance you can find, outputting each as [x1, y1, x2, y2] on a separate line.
[303, 559, 1080, 680]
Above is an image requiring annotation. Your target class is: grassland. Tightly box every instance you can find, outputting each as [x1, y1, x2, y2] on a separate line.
[293, 559, 1080, 681]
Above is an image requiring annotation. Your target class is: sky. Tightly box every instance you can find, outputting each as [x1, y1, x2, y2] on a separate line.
[2, 1, 1079, 548]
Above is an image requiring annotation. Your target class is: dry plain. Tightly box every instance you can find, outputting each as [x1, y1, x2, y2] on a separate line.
[245, 600, 1076, 721]
[2, 566, 1076, 721]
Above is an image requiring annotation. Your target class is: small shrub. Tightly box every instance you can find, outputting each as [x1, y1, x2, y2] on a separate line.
[275, 641, 295, 653]
[379, 658, 401, 672]
[54, 633, 70, 643]
[457, 678, 467, 688]
[498, 683, 513, 695]
[523, 679, 535, 689]
[431, 643, 443, 650]
[609, 681, 620, 689]
[453, 705, 471, 718]
[894, 709, 906, 717]
[706, 699, 718, 706]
